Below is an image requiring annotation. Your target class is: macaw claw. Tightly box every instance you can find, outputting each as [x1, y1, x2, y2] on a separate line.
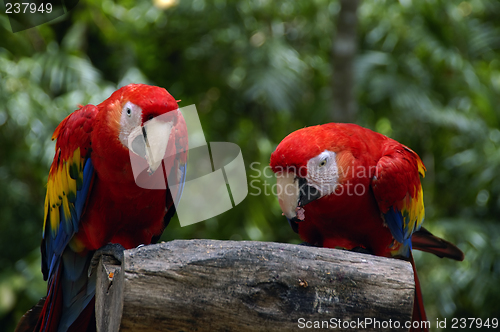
[88, 243, 125, 277]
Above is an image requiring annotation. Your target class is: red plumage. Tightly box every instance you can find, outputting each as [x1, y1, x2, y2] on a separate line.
[17, 84, 187, 332]
[271, 123, 418, 254]
[74, 85, 184, 251]
[271, 123, 463, 332]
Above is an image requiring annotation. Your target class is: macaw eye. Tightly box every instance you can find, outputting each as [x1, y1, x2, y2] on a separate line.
[126, 108, 132, 117]
[319, 159, 327, 167]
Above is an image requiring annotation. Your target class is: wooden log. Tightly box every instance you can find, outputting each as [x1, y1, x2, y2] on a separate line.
[96, 240, 415, 332]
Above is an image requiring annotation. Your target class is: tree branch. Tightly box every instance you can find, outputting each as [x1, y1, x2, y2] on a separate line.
[96, 240, 414, 332]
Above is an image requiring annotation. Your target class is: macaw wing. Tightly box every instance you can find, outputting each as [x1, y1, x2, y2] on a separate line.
[41, 105, 98, 282]
[371, 146, 426, 257]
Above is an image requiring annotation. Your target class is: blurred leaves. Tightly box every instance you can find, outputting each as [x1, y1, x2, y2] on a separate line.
[415, 219, 500, 320]
[1, 0, 500, 330]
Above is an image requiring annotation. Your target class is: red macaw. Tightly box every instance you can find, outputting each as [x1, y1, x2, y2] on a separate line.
[16, 84, 187, 332]
[270, 123, 463, 332]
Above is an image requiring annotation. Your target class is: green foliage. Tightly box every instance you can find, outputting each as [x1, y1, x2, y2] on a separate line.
[1, 0, 499, 330]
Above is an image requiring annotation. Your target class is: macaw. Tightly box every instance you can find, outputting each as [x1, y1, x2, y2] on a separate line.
[16, 84, 188, 332]
[270, 123, 463, 332]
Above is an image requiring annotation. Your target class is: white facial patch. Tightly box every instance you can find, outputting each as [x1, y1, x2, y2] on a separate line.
[306, 150, 339, 198]
[119, 101, 143, 148]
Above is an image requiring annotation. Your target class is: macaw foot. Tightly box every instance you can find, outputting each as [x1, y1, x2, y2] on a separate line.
[88, 243, 125, 277]
[350, 246, 373, 255]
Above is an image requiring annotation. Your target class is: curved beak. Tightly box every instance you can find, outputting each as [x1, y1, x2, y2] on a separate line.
[128, 118, 173, 174]
[275, 172, 322, 223]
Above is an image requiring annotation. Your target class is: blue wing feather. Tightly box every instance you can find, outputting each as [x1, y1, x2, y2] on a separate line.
[384, 207, 413, 257]
[75, 160, 94, 222]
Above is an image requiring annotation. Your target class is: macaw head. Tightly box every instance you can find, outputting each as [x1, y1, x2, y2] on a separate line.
[101, 83, 186, 174]
[270, 124, 357, 224]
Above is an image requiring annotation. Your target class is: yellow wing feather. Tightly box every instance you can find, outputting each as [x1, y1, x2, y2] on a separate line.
[43, 147, 85, 237]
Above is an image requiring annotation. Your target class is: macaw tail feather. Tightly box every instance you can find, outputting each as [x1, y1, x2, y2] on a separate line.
[410, 252, 429, 332]
[412, 227, 464, 261]
[35, 262, 63, 332]
[18, 294, 96, 332]
[66, 298, 96, 332]
[19, 249, 97, 332]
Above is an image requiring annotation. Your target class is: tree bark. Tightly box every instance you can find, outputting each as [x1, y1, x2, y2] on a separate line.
[96, 240, 414, 332]
[332, 0, 360, 122]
